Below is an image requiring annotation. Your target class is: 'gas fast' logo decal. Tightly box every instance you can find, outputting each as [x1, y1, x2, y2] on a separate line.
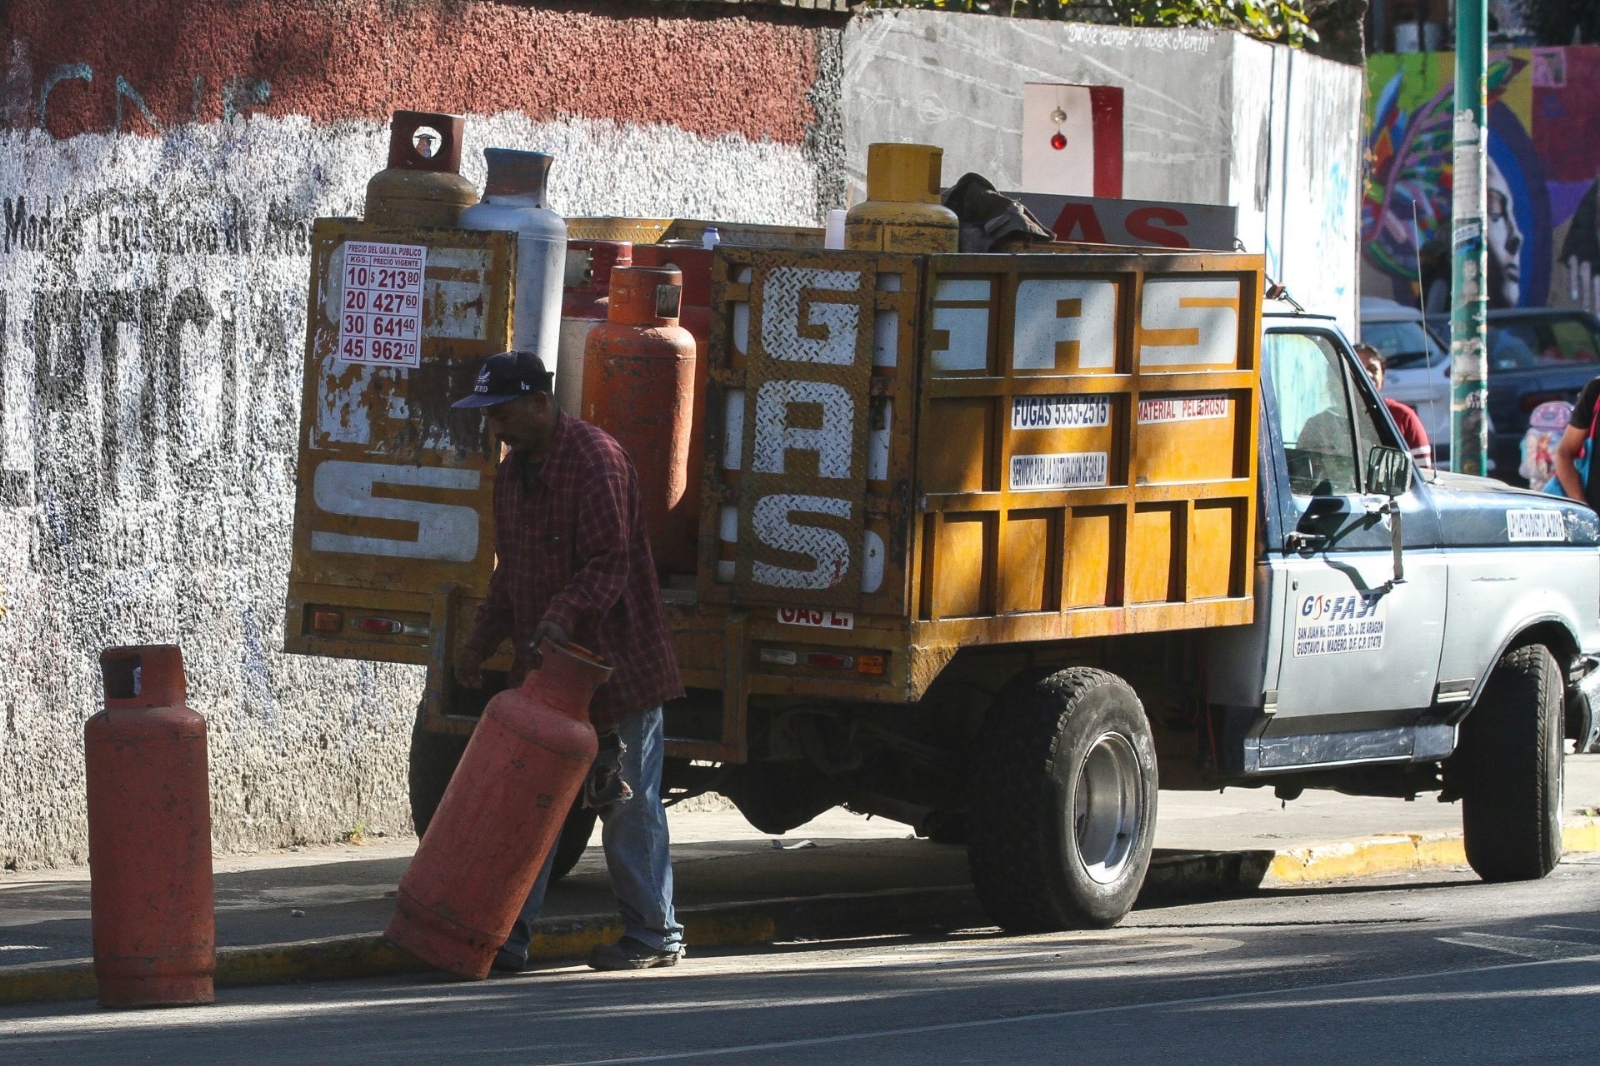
[1293, 591, 1386, 657]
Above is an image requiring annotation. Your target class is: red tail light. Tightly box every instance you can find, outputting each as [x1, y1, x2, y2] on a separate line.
[353, 616, 403, 634]
[804, 652, 854, 669]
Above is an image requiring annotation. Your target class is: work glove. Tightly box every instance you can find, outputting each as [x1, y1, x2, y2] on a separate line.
[583, 731, 633, 810]
[532, 619, 569, 652]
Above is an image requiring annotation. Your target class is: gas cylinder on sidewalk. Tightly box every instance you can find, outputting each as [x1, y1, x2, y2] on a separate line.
[582, 266, 698, 575]
[85, 645, 214, 1008]
[845, 142, 959, 253]
[459, 149, 567, 364]
[363, 110, 478, 228]
[631, 243, 714, 562]
[386, 642, 610, 980]
[556, 239, 632, 416]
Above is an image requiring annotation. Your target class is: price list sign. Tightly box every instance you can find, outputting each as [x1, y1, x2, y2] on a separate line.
[336, 241, 427, 368]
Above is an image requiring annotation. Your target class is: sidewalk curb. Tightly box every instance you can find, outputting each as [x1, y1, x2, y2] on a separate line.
[4, 818, 1595, 1009]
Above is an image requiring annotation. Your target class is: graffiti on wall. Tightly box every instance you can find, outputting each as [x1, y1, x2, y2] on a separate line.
[1363, 46, 1600, 313]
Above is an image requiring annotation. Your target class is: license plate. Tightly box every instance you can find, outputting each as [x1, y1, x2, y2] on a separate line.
[776, 607, 854, 631]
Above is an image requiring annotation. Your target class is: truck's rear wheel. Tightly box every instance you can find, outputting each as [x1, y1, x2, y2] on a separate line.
[408, 713, 467, 838]
[967, 668, 1158, 932]
[549, 800, 597, 881]
[409, 707, 595, 883]
[1458, 644, 1564, 882]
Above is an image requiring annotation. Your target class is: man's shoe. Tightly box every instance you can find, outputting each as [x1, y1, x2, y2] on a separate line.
[587, 936, 682, 971]
[491, 946, 530, 974]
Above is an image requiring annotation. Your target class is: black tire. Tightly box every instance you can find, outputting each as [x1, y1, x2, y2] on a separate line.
[967, 668, 1158, 932]
[1458, 643, 1564, 882]
[408, 710, 467, 838]
[549, 798, 598, 882]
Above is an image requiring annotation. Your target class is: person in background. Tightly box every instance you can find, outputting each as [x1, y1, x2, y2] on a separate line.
[1554, 374, 1600, 510]
[452, 350, 685, 972]
[1356, 343, 1433, 470]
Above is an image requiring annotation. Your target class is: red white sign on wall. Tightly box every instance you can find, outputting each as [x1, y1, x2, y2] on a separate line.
[1020, 83, 1124, 198]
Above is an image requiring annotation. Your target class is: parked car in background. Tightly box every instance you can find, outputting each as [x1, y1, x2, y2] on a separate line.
[1423, 308, 1600, 486]
[1359, 297, 1452, 466]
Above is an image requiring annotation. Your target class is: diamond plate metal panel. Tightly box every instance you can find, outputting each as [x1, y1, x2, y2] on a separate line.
[732, 253, 881, 608]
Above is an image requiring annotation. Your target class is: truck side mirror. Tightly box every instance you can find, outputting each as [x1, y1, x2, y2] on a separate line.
[1365, 445, 1413, 499]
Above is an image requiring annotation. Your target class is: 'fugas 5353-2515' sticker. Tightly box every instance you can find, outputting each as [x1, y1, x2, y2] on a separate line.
[1293, 591, 1386, 657]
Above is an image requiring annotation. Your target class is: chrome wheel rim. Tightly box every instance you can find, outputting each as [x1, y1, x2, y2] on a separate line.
[1074, 732, 1143, 884]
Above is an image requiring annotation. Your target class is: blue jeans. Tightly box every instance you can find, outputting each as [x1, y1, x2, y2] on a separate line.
[502, 705, 683, 957]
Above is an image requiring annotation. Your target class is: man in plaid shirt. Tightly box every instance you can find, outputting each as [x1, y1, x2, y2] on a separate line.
[453, 349, 685, 972]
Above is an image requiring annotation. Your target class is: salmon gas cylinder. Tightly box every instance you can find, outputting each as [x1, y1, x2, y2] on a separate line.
[556, 239, 632, 416]
[845, 142, 959, 253]
[582, 266, 698, 575]
[459, 149, 567, 364]
[386, 643, 610, 980]
[630, 243, 714, 560]
[363, 110, 478, 228]
[85, 646, 215, 1008]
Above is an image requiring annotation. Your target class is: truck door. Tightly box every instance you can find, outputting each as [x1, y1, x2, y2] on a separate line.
[1260, 327, 1448, 731]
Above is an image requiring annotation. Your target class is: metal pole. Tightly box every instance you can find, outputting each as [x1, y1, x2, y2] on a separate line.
[1450, 0, 1489, 475]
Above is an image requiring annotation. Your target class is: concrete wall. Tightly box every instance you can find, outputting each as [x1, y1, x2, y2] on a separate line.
[840, 11, 1363, 330]
[0, 0, 844, 869]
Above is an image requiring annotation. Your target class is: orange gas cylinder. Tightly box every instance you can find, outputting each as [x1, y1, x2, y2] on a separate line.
[85, 645, 214, 1008]
[385, 643, 610, 980]
[632, 244, 714, 552]
[363, 110, 478, 228]
[582, 266, 698, 575]
[555, 239, 632, 416]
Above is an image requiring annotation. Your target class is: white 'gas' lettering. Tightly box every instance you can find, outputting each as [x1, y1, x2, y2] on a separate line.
[760, 267, 862, 365]
[751, 494, 852, 590]
[1137, 278, 1240, 366]
[312, 460, 480, 562]
[1013, 278, 1117, 370]
[752, 380, 855, 479]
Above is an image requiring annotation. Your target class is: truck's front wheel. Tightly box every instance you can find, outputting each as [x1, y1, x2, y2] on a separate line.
[1458, 643, 1564, 882]
[967, 668, 1158, 931]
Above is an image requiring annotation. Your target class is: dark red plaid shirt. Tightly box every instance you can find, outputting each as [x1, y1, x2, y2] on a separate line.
[465, 412, 682, 730]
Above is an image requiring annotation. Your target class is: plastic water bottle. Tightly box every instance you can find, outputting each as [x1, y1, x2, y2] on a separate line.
[825, 209, 847, 250]
[701, 227, 721, 250]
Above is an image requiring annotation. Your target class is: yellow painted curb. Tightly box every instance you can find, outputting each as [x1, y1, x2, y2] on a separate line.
[1564, 817, 1600, 855]
[0, 965, 97, 1007]
[1265, 817, 1600, 886]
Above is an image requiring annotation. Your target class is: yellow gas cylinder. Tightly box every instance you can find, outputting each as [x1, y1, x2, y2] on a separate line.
[364, 110, 479, 228]
[845, 143, 959, 254]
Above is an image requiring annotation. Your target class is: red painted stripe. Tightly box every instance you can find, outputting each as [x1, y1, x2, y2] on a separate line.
[4, 0, 826, 145]
[1090, 86, 1124, 198]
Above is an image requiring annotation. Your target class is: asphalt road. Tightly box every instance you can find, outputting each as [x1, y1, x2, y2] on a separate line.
[4, 860, 1599, 1065]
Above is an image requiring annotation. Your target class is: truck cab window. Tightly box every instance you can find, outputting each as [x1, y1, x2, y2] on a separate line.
[1266, 331, 1360, 496]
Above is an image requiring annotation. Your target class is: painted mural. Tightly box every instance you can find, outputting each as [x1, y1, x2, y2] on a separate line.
[1363, 46, 1600, 313]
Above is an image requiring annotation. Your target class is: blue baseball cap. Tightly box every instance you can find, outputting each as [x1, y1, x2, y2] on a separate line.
[451, 350, 554, 409]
